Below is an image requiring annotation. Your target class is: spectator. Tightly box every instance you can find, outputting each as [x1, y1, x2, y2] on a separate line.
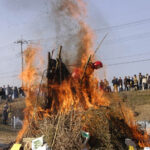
[6, 85, 11, 100]
[138, 73, 143, 90]
[142, 76, 147, 90]
[133, 75, 138, 90]
[0, 87, 2, 103]
[124, 76, 128, 91]
[2, 85, 6, 100]
[118, 77, 123, 92]
[147, 75, 150, 89]
[19, 87, 25, 97]
[13, 86, 19, 99]
[130, 77, 134, 91]
[146, 74, 149, 89]
[127, 76, 130, 91]
[112, 77, 118, 92]
[2, 102, 8, 124]
[104, 79, 111, 92]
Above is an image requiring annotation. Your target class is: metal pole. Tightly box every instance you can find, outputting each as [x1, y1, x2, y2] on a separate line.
[15, 39, 28, 87]
[21, 41, 24, 87]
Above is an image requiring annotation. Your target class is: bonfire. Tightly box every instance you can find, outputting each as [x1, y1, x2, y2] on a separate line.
[10, 0, 150, 150]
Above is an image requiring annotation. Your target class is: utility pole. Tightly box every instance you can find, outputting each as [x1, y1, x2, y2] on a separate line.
[15, 39, 28, 87]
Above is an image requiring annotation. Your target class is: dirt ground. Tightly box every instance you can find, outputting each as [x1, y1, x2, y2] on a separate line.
[0, 90, 149, 145]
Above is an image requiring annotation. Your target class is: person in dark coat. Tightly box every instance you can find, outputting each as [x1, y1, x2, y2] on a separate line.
[14, 86, 19, 99]
[147, 75, 150, 89]
[0, 87, 3, 102]
[2, 102, 8, 124]
[127, 76, 131, 91]
[2, 85, 6, 100]
[118, 77, 123, 92]
[112, 77, 118, 92]
[138, 73, 143, 90]
[124, 76, 128, 91]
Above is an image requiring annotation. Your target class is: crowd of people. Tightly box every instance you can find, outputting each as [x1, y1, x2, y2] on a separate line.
[112, 73, 150, 92]
[0, 85, 25, 102]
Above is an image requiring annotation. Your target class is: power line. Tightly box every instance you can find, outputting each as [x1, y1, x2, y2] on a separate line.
[101, 51, 150, 61]
[95, 17, 150, 32]
[106, 58, 150, 67]
[67, 57, 150, 68]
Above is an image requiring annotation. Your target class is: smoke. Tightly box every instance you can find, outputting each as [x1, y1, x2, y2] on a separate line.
[50, 0, 95, 66]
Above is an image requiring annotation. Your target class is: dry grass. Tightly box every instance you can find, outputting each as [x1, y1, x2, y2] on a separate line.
[22, 107, 136, 150]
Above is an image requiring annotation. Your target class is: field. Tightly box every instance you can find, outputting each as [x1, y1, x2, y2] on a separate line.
[0, 90, 149, 146]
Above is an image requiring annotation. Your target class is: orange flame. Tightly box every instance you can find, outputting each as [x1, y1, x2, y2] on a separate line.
[16, 46, 40, 143]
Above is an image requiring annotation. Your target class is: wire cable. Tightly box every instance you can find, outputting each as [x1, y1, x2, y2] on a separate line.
[106, 58, 150, 67]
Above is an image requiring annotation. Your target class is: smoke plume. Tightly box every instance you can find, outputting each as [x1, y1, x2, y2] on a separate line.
[50, 0, 95, 66]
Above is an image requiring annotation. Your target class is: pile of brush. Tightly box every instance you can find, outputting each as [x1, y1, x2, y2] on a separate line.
[21, 104, 144, 150]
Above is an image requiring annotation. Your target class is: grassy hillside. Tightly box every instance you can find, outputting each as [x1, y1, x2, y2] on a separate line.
[119, 90, 150, 120]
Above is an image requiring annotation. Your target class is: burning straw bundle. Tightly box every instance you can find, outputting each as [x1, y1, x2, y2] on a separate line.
[21, 105, 137, 150]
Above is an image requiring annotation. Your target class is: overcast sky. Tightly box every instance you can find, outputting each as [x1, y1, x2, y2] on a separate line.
[0, 0, 150, 86]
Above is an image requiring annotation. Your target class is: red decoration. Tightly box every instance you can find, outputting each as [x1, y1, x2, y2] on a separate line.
[93, 61, 103, 69]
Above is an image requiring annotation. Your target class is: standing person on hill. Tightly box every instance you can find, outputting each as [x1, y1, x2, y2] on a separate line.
[6, 85, 11, 101]
[138, 73, 143, 90]
[2, 85, 6, 100]
[104, 79, 111, 92]
[112, 77, 118, 92]
[14, 86, 19, 99]
[146, 74, 149, 89]
[147, 75, 150, 89]
[2, 102, 8, 124]
[133, 75, 138, 91]
[0, 87, 3, 103]
[130, 77, 134, 91]
[127, 76, 131, 91]
[124, 76, 128, 91]
[142, 76, 147, 90]
[118, 77, 123, 92]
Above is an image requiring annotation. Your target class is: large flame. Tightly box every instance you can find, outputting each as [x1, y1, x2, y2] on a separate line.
[16, 46, 39, 143]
